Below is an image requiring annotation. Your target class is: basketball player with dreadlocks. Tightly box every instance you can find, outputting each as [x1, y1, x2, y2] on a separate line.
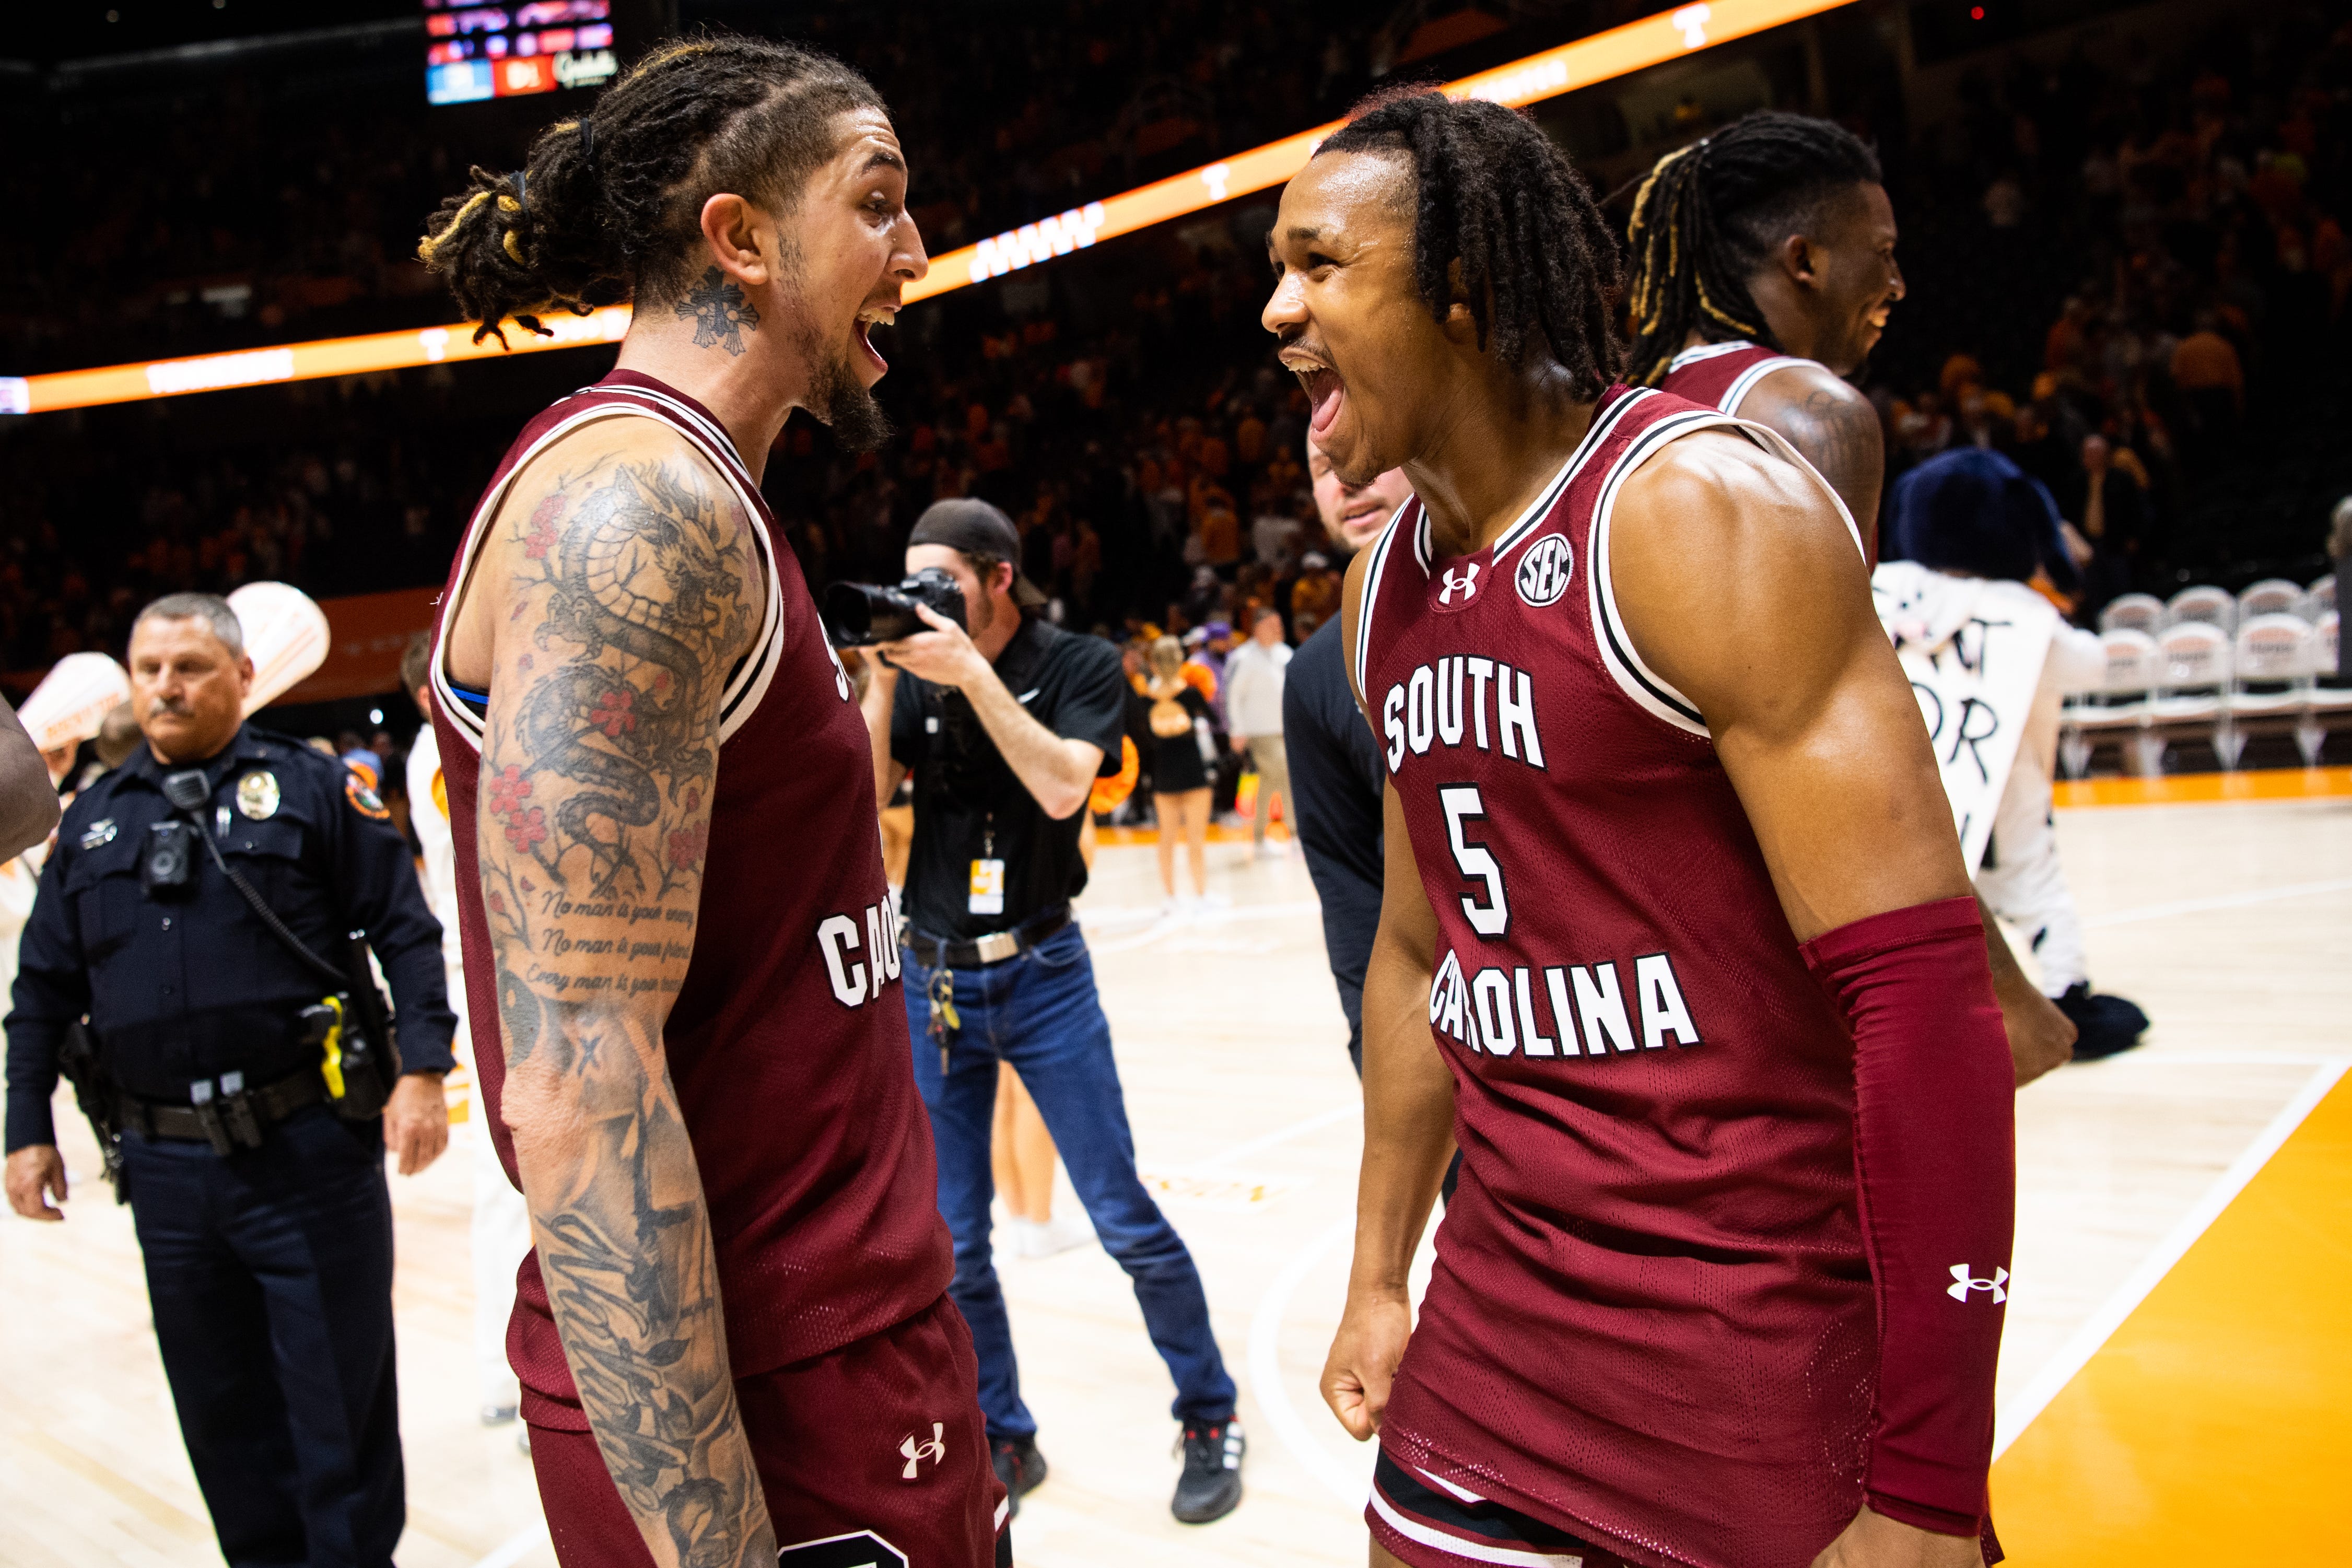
[420, 39, 1002, 1568]
[1270, 90, 2014, 1568]
[1625, 111, 2076, 1089]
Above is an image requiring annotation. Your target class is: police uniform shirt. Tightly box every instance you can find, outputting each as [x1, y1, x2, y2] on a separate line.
[4, 725, 456, 1152]
[891, 617, 1126, 943]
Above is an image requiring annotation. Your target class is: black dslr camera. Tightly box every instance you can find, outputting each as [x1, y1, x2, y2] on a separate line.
[823, 567, 968, 647]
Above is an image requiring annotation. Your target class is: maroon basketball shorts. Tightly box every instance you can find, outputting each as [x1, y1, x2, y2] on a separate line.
[527, 1293, 1009, 1567]
[1370, 1448, 1641, 1568]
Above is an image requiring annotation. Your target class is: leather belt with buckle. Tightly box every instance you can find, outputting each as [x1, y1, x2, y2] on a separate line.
[125, 1068, 328, 1154]
[907, 905, 1073, 969]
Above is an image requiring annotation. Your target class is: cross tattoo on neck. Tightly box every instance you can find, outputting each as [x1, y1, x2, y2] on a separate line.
[676, 267, 759, 356]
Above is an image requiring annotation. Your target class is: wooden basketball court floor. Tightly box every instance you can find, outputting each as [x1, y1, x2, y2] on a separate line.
[5, 770, 2347, 1567]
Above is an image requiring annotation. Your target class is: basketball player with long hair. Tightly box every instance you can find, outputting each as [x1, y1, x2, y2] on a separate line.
[1624, 111, 2076, 1087]
[1269, 90, 2014, 1567]
[420, 38, 1001, 1568]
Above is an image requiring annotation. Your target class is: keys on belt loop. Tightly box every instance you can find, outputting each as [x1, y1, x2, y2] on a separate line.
[928, 966, 962, 1076]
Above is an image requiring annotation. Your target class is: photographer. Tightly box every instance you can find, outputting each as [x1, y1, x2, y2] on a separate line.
[858, 500, 1246, 1527]
[5, 593, 452, 1566]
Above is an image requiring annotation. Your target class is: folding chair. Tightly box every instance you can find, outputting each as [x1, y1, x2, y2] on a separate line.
[2098, 593, 2166, 636]
[2304, 574, 2335, 622]
[2228, 614, 2315, 767]
[2236, 578, 2304, 621]
[2165, 584, 2237, 635]
[2147, 621, 2232, 773]
[2062, 628, 2159, 778]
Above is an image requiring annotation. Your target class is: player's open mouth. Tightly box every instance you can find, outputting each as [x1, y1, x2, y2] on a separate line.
[856, 305, 897, 372]
[1300, 365, 1345, 437]
[1866, 300, 1893, 330]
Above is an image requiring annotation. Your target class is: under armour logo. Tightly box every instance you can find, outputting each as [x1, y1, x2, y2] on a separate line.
[1948, 1264, 2009, 1303]
[899, 1423, 946, 1479]
[1438, 563, 1481, 605]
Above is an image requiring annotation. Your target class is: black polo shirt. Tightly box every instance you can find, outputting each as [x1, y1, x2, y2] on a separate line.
[891, 616, 1126, 942]
[5, 726, 455, 1151]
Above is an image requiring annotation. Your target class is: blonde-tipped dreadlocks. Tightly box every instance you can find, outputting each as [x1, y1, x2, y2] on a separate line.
[1622, 111, 1882, 387]
[418, 36, 883, 345]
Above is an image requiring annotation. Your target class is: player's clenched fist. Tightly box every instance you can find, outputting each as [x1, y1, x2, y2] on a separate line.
[1321, 1288, 1413, 1441]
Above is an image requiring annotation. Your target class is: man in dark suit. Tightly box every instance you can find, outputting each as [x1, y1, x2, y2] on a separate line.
[1280, 435, 1412, 1072]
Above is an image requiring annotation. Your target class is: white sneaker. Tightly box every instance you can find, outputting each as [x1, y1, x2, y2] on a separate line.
[1255, 840, 1288, 861]
[1027, 1211, 1096, 1259]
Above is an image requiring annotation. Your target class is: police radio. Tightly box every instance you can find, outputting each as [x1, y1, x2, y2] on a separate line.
[160, 770, 400, 1119]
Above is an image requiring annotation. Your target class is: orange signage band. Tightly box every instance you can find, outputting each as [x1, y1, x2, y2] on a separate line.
[5, 0, 1853, 415]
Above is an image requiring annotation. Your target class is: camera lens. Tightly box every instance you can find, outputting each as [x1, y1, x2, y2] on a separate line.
[824, 582, 921, 647]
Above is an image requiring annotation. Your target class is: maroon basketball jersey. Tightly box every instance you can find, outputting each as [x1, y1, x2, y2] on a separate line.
[1656, 337, 1809, 416]
[430, 371, 952, 1411]
[1663, 339, 1878, 569]
[1356, 386, 1877, 1568]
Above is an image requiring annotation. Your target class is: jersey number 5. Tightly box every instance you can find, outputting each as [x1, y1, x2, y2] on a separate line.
[1438, 784, 1510, 938]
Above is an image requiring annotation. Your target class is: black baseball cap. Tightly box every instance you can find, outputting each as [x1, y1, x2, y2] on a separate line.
[907, 499, 1049, 608]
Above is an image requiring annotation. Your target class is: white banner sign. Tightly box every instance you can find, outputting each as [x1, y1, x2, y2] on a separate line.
[1872, 563, 2057, 870]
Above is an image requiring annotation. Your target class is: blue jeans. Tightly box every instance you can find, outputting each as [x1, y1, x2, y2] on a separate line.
[121, 1105, 404, 1568]
[905, 920, 1236, 1441]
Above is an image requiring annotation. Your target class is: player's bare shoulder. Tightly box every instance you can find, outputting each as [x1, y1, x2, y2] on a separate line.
[1740, 362, 1884, 526]
[454, 418, 761, 685]
[1618, 425, 1855, 583]
[1608, 426, 1876, 715]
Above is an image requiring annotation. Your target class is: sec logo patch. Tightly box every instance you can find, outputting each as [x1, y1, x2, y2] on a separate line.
[1515, 533, 1574, 607]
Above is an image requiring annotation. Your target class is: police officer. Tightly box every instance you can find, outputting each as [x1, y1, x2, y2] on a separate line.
[858, 501, 1246, 1528]
[4, 592, 454, 1568]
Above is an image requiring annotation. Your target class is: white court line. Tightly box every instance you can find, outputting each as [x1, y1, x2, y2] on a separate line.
[1245, 1213, 1366, 1509]
[1083, 899, 1324, 955]
[1992, 1055, 2350, 1459]
[470, 1521, 548, 1568]
[1197, 1103, 1359, 1169]
[2081, 876, 2352, 928]
[2071, 1050, 2351, 1069]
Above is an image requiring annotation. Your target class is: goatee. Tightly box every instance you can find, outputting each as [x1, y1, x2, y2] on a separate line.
[812, 349, 893, 453]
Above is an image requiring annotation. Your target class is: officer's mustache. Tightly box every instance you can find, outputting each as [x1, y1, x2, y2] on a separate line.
[146, 696, 195, 719]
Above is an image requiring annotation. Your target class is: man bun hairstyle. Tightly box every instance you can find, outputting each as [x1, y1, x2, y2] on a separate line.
[419, 35, 883, 344]
[1318, 88, 1623, 400]
[1622, 111, 1883, 385]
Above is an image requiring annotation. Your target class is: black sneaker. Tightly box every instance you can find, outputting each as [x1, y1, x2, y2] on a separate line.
[990, 1434, 1048, 1518]
[2055, 982, 2149, 1061]
[1172, 1419, 1244, 1524]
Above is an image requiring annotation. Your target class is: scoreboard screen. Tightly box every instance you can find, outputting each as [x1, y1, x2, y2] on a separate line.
[425, 2, 619, 105]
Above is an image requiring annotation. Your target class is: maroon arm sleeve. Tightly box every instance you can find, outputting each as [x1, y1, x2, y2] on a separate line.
[1802, 895, 2015, 1538]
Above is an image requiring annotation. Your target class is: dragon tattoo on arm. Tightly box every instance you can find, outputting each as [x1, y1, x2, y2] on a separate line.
[475, 441, 776, 1568]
